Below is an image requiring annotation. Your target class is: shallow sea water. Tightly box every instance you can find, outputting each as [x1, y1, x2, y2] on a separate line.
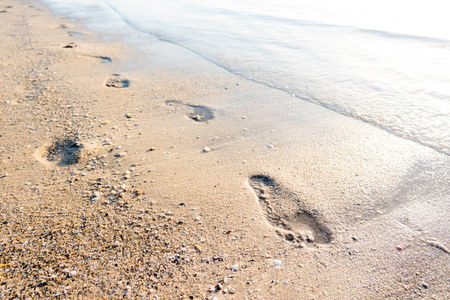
[41, 0, 450, 155]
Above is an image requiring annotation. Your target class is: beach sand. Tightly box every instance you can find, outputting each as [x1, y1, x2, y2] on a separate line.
[0, 1, 449, 299]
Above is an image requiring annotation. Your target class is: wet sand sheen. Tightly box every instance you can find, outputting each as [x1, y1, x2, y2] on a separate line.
[0, 0, 448, 299]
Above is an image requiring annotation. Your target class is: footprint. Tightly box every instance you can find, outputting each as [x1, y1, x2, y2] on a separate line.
[165, 100, 214, 122]
[96, 56, 112, 63]
[249, 175, 333, 245]
[44, 138, 84, 166]
[68, 31, 83, 37]
[105, 74, 129, 88]
[81, 55, 112, 63]
[35, 138, 96, 167]
[63, 43, 75, 49]
[53, 24, 67, 29]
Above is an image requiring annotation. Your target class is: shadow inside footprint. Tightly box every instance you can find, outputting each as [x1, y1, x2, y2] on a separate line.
[63, 43, 75, 48]
[166, 100, 214, 122]
[105, 74, 129, 88]
[97, 56, 112, 63]
[82, 55, 112, 63]
[249, 175, 333, 245]
[46, 139, 83, 166]
[68, 31, 83, 37]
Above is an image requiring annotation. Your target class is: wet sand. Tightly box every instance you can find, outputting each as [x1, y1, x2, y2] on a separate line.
[0, 1, 449, 299]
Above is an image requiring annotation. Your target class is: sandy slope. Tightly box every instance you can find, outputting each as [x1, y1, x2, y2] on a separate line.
[0, 1, 448, 299]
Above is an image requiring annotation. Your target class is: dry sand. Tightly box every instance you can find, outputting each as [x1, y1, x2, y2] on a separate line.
[0, 1, 449, 299]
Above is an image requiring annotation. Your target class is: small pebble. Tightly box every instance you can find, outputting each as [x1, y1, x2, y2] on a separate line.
[92, 191, 102, 198]
[202, 147, 211, 153]
[115, 152, 127, 157]
[272, 260, 282, 267]
[267, 144, 274, 149]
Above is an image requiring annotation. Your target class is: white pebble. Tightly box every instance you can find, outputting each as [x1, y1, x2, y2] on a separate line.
[202, 147, 211, 153]
[92, 191, 103, 198]
[231, 264, 239, 271]
[272, 260, 282, 267]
